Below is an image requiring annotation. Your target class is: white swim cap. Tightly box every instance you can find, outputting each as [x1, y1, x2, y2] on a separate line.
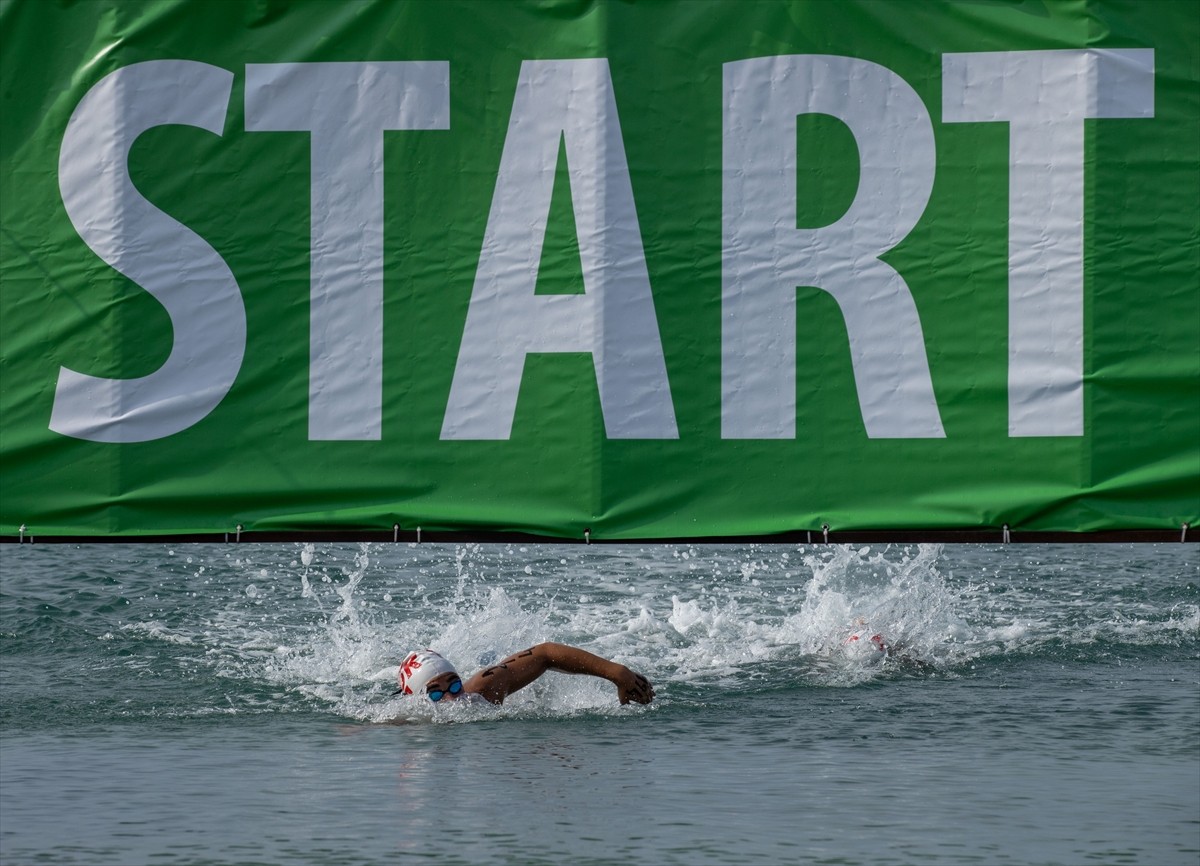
[397, 649, 458, 696]
[843, 631, 888, 664]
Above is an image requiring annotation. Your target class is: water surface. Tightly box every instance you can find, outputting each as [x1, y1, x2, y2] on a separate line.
[2, 542, 1197, 864]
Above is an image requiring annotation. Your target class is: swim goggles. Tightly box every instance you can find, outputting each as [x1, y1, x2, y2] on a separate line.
[427, 679, 463, 703]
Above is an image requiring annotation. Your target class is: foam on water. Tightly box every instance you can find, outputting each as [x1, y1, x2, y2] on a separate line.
[8, 542, 1190, 726]
[165, 543, 993, 721]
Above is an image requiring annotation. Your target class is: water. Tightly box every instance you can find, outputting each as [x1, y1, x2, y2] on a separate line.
[1, 542, 1197, 865]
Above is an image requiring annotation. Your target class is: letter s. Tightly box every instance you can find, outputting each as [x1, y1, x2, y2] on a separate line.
[52, 60, 244, 443]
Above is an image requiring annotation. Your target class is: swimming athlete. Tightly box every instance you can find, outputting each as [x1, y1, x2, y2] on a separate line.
[396, 644, 655, 706]
[843, 620, 935, 672]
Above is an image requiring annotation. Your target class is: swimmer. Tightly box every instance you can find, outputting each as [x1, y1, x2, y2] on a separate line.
[844, 628, 892, 657]
[396, 643, 655, 706]
[844, 620, 935, 673]
[844, 617, 889, 659]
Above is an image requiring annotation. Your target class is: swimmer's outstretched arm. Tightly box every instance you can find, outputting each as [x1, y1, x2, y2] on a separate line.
[463, 642, 655, 706]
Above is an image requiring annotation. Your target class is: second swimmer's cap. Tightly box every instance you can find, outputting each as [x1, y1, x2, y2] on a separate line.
[397, 649, 458, 696]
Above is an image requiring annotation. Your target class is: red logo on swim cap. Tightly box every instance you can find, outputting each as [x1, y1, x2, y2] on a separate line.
[846, 633, 887, 652]
[399, 653, 423, 695]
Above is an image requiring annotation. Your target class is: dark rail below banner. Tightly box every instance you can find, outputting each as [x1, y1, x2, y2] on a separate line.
[6, 529, 1193, 545]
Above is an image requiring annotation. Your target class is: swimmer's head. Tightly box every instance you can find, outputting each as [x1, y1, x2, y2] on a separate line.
[846, 632, 887, 652]
[397, 649, 460, 700]
[843, 630, 888, 664]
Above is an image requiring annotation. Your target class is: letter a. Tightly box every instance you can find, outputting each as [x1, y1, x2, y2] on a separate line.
[441, 59, 677, 440]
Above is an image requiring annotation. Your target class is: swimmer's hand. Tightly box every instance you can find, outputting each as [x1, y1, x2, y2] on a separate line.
[614, 667, 655, 705]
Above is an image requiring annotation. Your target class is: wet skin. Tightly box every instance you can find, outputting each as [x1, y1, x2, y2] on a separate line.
[422, 643, 655, 706]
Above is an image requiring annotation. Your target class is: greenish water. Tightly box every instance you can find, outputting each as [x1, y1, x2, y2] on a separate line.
[2, 543, 1197, 864]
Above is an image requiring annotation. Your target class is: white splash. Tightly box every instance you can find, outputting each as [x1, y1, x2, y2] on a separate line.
[170, 541, 1199, 722]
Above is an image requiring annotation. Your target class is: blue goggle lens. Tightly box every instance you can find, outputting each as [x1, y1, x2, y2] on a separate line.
[428, 679, 463, 703]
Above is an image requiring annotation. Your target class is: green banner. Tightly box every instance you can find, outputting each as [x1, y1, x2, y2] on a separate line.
[1, 0, 1197, 539]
